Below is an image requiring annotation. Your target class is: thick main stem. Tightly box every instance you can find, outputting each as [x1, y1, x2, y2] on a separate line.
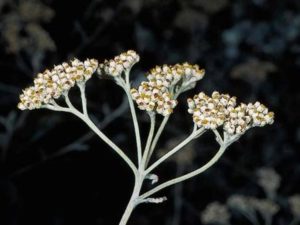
[119, 199, 135, 225]
[119, 173, 144, 225]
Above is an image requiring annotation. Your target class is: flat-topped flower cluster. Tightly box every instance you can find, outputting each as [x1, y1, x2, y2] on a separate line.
[146, 63, 205, 95]
[187, 91, 274, 135]
[98, 50, 140, 77]
[131, 63, 205, 116]
[18, 58, 98, 110]
[130, 81, 177, 116]
[18, 50, 274, 134]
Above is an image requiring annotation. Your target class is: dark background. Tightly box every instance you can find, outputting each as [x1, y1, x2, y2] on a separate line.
[0, 0, 299, 225]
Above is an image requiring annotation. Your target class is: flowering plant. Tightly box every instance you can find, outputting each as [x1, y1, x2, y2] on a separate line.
[18, 50, 274, 225]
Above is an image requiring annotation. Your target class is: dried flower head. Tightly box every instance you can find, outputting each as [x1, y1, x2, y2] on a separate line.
[24, 23, 56, 52]
[98, 50, 140, 77]
[256, 167, 281, 197]
[131, 81, 177, 116]
[1, 0, 55, 54]
[18, 0, 55, 23]
[18, 58, 98, 110]
[201, 202, 230, 225]
[289, 195, 300, 218]
[187, 91, 236, 129]
[250, 198, 279, 217]
[227, 195, 254, 213]
[230, 58, 276, 84]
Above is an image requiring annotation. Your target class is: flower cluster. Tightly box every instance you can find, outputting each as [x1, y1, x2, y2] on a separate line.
[227, 195, 254, 213]
[187, 91, 237, 129]
[18, 58, 98, 110]
[201, 202, 230, 225]
[187, 92, 274, 135]
[250, 198, 279, 217]
[98, 50, 140, 77]
[289, 195, 300, 218]
[227, 195, 279, 221]
[256, 167, 281, 196]
[147, 63, 205, 94]
[224, 101, 274, 135]
[131, 63, 204, 116]
[131, 82, 177, 116]
[1, 0, 55, 54]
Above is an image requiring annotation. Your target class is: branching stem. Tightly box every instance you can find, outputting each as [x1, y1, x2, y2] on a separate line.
[123, 70, 142, 165]
[141, 113, 156, 169]
[146, 115, 170, 166]
[45, 97, 138, 177]
[78, 82, 88, 116]
[145, 127, 205, 174]
[140, 144, 227, 200]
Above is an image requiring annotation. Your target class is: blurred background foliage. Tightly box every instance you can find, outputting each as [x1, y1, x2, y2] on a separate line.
[0, 0, 299, 225]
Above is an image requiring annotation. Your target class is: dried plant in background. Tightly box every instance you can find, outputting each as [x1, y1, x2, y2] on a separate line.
[201, 167, 300, 225]
[0, 0, 55, 73]
[17, 50, 274, 225]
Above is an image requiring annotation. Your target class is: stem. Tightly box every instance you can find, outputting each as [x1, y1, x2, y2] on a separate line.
[45, 100, 138, 176]
[265, 215, 272, 225]
[140, 144, 227, 200]
[145, 86, 185, 167]
[241, 211, 260, 225]
[73, 109, 137, 176]
[213, 129, 223, 145]
[119, 174, 144, 225]
[78, 82, 88, 116]
[145, 128, 205, 175]
[123, 70, 142, 165]
[146, 115, 170, 166]
[141, 113, 156, 168]
[171, 165, 184, 225]
[119, 199, 135, 225]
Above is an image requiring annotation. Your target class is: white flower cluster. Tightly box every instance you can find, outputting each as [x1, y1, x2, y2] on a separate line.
[224, 101, 274, 135]
[131, 63, 204, 116]
[187, 91, 237, 129]
[256, 167, 281, 196]
[201, 202, 230, 225]
[187, 92, 274, 135]
[227, 195, 279, 219]
[98, 50, 140, 77]
[227, 195, 255, 213]
[289, 195, 300, 218]
[18, 58, 98, 110]
[131, 82, 177, 116]
[147, 63, 205, 95]
[250, 198, 279, 217]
